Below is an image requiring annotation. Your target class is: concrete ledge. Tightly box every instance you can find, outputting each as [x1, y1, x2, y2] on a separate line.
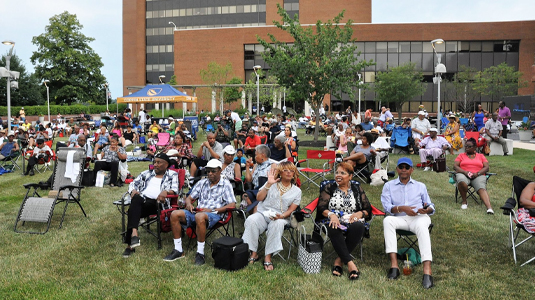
[489, 139, 513, 156]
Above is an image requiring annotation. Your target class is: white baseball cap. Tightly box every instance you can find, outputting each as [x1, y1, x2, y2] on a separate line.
[418, 111, 425, 115]
[206, 159, 222, 169]
[223, 145, 236, 155]
[429, 128, 438, 132]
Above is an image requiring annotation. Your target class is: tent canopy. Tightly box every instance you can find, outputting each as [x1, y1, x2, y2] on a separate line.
[117, 84, 197, 104]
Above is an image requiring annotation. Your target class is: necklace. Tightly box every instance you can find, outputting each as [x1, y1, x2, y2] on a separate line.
[277, 182, 292, 196]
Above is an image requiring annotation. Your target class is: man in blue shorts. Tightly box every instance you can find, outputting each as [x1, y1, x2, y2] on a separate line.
[164, 159, 236, 265]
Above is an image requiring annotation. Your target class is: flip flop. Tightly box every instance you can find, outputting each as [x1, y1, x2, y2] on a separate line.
[248, 256, 259, 264]
[332, 265, 343, 277]
[348, 270, 361, 281]
[263, 261, 274, 271]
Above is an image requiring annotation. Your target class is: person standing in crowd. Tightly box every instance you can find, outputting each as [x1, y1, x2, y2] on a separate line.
[497, 101, 511, 139]
[471, 104, 487, 131]
[19, 107, 26, 122]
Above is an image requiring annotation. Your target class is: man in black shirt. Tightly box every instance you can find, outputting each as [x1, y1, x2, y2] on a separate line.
[234, 123, 249, 149]
[120, 125, 137, 147]
[269, 135, 291, 162]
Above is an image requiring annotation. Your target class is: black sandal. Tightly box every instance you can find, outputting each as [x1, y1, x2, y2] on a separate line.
[348, 270, 361, 280]
[332, 265, 343, 277]
[248, 256, 259, 264]
[263, 261, 274, 271]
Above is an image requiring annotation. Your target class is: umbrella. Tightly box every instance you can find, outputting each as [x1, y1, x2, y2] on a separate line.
[286, 108, 297, 115]
[270, 108, 283, 116]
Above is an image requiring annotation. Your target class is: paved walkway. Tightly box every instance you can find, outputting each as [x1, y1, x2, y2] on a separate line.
[513, 140, 535, 151]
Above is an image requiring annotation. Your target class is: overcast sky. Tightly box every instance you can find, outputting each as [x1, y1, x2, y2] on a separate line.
[1, 0, 533, 100]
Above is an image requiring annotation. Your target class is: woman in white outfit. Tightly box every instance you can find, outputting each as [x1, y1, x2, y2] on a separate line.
[242, 161, 301, 271]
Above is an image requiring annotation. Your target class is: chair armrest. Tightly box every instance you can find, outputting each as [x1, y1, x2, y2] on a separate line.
[23, 183, 43, 189]
[58, 185, 85, 191]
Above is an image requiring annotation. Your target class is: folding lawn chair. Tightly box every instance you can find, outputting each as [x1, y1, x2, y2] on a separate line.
[448, 171, 496, 204]
[390, 126, 413, 154]
[500, 176, 535, 266]
[14, 148, 86, 234]
[0, 139, 22, 171]
[396, 224, 434, 257]
[301, 180, 385, 261]
[155, 132, 171, 151]
[297, 150, 336, 188]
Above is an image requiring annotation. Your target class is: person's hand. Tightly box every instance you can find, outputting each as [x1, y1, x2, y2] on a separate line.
[185, 202, 194, 212]
[417, 207, 432, 214]
[130, 190, 139, 198]
[400, 206, 418, 216]
[157, 191, 168, 203]
[202, 141, 210, 148]
[271, 213, 285, 220]
[266, 167, 280, 185]
[349, 212, 363, 223]
[329, 214, 341, 229]
[246, 158, 254, 168]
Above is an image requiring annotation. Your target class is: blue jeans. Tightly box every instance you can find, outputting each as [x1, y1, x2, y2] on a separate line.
[182, 210, 221, 230]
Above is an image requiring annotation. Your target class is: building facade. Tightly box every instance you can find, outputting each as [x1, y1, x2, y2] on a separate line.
[123, 0, 535, 114]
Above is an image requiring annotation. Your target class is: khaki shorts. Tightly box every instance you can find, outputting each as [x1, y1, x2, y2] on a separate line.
[455, 173, 487, 191]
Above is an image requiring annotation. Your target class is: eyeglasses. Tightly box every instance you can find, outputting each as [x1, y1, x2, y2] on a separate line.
[281, 169, 295, 173]
[397, 164, 412, 170]
[206, 169, 219, 174]
[465, 145, 475, 148]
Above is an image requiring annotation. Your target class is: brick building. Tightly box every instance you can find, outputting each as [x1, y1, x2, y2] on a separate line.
[123, 0, 535, 115]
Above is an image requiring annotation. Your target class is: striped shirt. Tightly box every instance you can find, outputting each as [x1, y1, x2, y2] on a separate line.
[128, 169, 179, 210]
[189, 177, 236, 212]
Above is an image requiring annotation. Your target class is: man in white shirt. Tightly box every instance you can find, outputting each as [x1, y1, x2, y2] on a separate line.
[411, 111, 431, 146]
[138, 110, 146, 133]
[370, 129, 390, 170]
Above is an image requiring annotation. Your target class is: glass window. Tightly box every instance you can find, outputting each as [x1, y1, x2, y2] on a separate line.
[251, 5, 257, 12]
[159, 10, 165, 18]
[376, 42, 387, 53]
[445, 41, 457, 53]
[237, 5, 244, 13]
[166, 64, 174, 71]
[506, 53, 519, 70]
[470, 42, 481, 52]
[254, 44, 264, 54]
[186, 8, 193, 16]
[159, 28, 166, 35]
[364, 54, 375, 71]
[165, 27, 173, 35]
[355, 42, 365, 53]
[399, 53, 410, 65]
[146, 11, 152, 19]
[146, 65, 152, 71]
[259, 4, 266, 12]
[411, 53, 422, 68]
[364, 42, 375, 53]
[222, 6, 229, 14]
[159, 64, 166, 72]
[173, 9, 179, 17]
[244, 5, 250, 13]
[364, 72, 375, 83]
[376, 53, 387, 71]
[179, 9, 185, 16]
[146, 46, 152, 54]
[469, 53, 482, 70]
[434, 42, 445, 53]
[399, 42, 410, 52]
[159, 45, 166, 52]
[459, 41, 469, 52]
[167, 45, 173, 52]
[411, 42, 423, 52]
[165, 10, 172, 17]
[422, 42, 433, 53]
[445, 53, 458, 72]
[481, 42, 493, 52]
[458, 53, 469, 67]
[388, 42, 398, 53]
[284, 3, 292, 10]
[146, 28, 152, 36]
[387, 53, 398, 68]
[481, 53, 494, 69]
[422, 53, 434, 72]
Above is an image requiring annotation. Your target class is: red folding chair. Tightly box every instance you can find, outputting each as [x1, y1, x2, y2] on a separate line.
[464, 131, 486, 153]
[297, 150, 336, 188]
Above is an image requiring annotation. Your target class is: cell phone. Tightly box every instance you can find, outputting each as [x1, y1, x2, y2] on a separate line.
[338, 224, 347, 231]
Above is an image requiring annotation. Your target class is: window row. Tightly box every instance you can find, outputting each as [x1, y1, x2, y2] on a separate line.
[146, 64, 175, 72]
[358, 41, 520, 53]
[147, 23, 266, 36]
[146, 45, 174, 53]
[283, 3, 299, 11]
[146, 5, 265, 18]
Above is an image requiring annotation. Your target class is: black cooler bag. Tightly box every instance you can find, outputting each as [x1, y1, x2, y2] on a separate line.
[211, 236, 248, 271]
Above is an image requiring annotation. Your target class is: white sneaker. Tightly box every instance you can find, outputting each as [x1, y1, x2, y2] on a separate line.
[423, 167, 431, 171]
[487, 208, 494, 215]
[461, 204, 468, 210]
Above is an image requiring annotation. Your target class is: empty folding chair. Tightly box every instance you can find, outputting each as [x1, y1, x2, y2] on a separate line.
[14, 148, 87, 234]
[297, 150, 336, 188]
[500, 176, 535, 266]
[390, 126, 413, 154]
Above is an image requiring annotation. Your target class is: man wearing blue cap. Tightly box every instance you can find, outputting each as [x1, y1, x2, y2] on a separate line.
[381, 157, 435, 289]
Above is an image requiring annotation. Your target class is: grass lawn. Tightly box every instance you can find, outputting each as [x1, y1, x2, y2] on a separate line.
[1, 130, 534, 299]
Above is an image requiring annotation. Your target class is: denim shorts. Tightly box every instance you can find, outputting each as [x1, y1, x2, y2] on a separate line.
[182, 210, 221, 230]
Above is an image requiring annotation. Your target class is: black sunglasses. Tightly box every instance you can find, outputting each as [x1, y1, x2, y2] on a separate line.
[397, 164, 412, 170]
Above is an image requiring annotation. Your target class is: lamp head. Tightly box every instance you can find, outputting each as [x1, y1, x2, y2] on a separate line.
[43, 80, 50, 87]
[2, 40, 15, 46]
[159, 75, 166, 83]
[430, 39, 444, 45]
[253, 65, 261, 70]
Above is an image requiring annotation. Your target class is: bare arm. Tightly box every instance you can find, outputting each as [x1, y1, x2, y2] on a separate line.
[519, 182, 535, 209]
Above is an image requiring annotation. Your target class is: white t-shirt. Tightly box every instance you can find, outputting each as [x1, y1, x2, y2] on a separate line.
[411, 118, 431, 135]
[141, 177, 163, 199]
[230, 112, 241, 123]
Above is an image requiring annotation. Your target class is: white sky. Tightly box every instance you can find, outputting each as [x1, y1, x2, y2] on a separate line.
[1, 0, 533, 100]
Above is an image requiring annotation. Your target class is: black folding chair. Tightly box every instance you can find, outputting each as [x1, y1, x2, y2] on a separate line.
[448, 172, 496, 204]
[500, 176, 535, 266]
[396, 224, 434, 256]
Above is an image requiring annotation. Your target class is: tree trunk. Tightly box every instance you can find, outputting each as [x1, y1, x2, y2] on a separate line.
[314, 107, 320, 142]
[397, 103, 403, 123]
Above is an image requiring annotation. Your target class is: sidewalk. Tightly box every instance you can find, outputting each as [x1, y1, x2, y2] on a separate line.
[513, 140, 535, 151]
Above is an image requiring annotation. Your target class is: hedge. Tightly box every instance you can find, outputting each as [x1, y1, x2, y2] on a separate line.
[0, 104, 128, 117]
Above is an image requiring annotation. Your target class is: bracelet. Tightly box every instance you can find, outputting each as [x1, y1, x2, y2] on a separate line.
[396, 206, 400, 213]
[327, 212, 334, 218]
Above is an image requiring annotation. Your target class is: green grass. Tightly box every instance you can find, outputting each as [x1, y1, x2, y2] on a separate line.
[1, 131, 535, 299]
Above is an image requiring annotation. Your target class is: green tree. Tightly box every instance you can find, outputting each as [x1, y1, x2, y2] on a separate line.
[443, 66, 480, 113]
[473, 62, 528, 102]
[223, 77, 242, 107]
[30, 11, 107, 105]
[200, 61, 235, 113]
[0, 53, 45, 107]
[168, 74, 178, 85]
[374, 62, 426, 120]
[257, 5, 372, 141]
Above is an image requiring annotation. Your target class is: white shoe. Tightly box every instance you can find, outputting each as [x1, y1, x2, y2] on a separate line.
[487, 208, 494, 215]
[423, 167, 431, 171]
[461, 204, 468, 210]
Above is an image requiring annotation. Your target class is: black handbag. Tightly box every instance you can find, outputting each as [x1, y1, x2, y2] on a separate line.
[82, 169, 95, 187]
[211, 236, 249, 271]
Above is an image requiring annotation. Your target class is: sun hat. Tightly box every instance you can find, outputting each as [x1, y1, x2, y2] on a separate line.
[223, 145, 236, 155]
[206, 159, 222, 169]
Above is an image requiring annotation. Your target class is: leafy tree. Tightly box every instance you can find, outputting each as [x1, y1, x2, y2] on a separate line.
[473, 62, 528, 102]
[200, 61, 235, 113]
[30, 11, 107, 105]
[223, 77, 242, 106]
[374, 62, 426, 120]
[0, 53, 45, 107]
[168, 74, 178, 85]
[257, 5, 372, 141]
[442, 66, 480, 113]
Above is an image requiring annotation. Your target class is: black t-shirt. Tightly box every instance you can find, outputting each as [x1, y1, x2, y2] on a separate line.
[123, 131, 134, 141]
[237, 129, 248, 142]
[269, 144, 286, 162]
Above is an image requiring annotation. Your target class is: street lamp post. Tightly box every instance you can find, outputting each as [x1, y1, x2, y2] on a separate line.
[357, 73, 363, 118]
[104, 82, 109, 112]
[253, 65, 261, 116]
[2, 40, 15, 131]
[43, 80, 50, 123]
[431, 39, 446, 133]
[159, 75, 166, 117]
